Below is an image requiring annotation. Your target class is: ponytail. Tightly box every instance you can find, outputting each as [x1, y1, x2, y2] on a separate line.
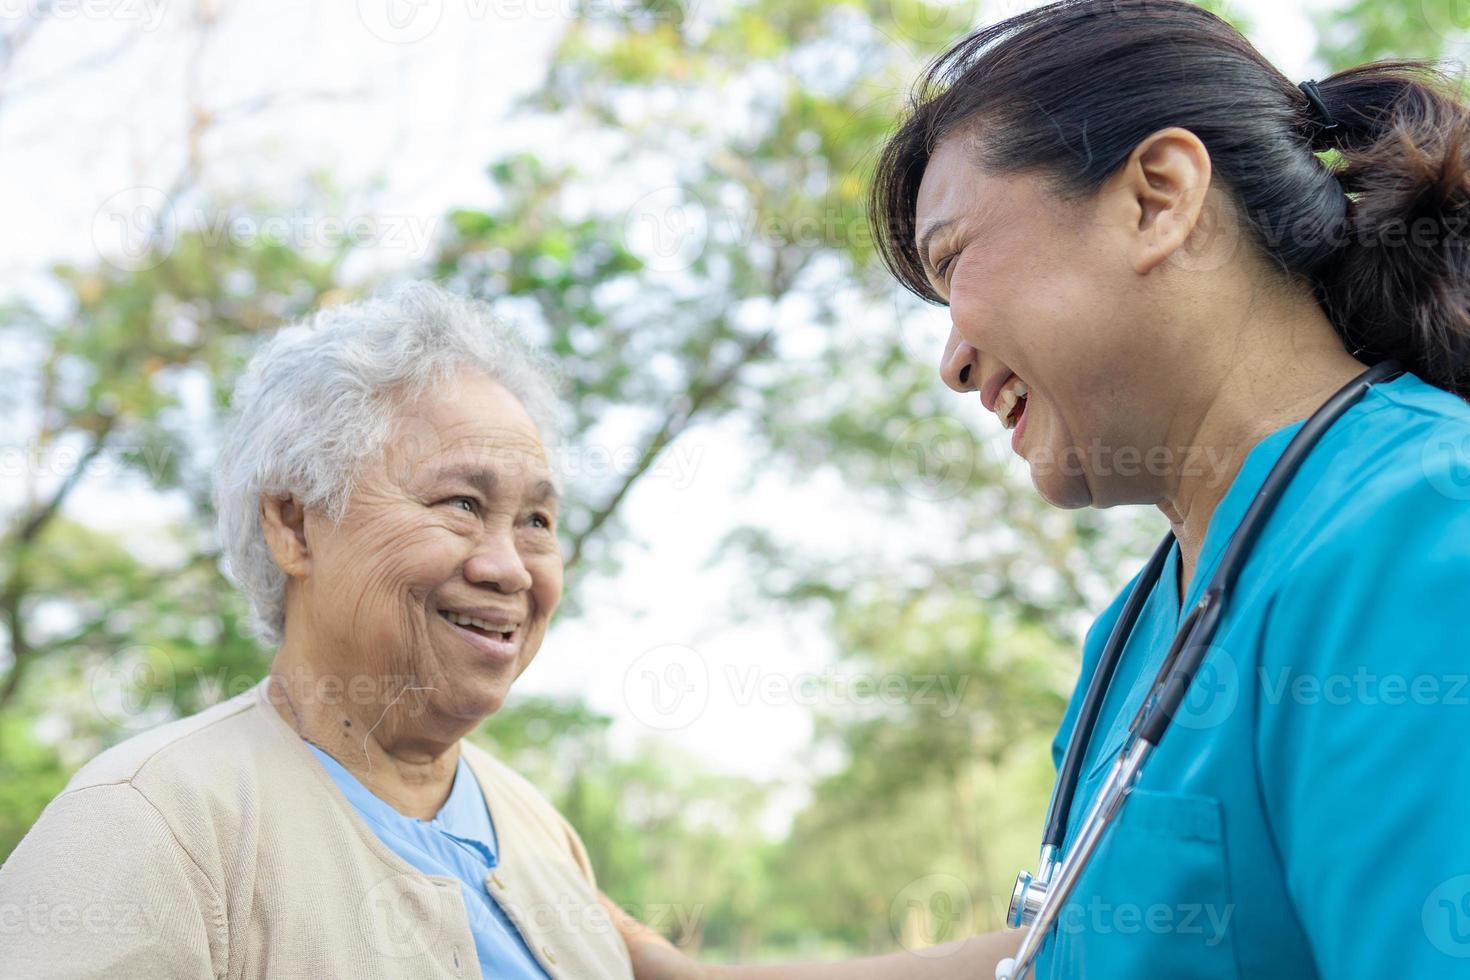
[1306, 62, 1470, 399]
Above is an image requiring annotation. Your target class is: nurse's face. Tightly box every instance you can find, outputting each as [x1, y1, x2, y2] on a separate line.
[914, 132, 1186, 509]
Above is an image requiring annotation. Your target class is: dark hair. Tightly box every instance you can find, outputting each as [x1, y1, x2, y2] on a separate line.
[870, 0, 1470, 399]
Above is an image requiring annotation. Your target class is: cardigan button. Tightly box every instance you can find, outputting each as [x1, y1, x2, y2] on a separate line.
[490, 872, 507, 889]
[542, 946, 558, 965]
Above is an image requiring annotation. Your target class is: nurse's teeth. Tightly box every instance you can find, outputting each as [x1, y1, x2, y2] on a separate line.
[999, 388, 1018, 425]
[997, 379, 1030, 430]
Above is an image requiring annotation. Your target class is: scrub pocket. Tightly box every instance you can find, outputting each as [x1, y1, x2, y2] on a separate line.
[1045, 789, 1241, 980]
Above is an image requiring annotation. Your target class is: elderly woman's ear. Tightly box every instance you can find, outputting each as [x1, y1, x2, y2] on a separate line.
[259, 493, 312, 579]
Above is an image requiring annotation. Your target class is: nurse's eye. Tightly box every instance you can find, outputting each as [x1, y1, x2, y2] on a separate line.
[936, 252, 959, 285]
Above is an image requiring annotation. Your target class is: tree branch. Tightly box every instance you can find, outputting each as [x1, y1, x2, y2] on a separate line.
[563, 325, 776, 573]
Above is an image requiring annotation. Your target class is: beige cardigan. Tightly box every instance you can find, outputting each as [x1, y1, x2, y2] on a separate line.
[0, 677, 634, 980]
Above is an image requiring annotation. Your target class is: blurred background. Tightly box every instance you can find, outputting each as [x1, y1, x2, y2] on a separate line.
[0, 0, 1460, 963]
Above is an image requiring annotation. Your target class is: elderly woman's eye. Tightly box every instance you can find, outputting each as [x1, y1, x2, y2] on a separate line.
[442, 496, 477, 514]
[530, 512, 553, 530]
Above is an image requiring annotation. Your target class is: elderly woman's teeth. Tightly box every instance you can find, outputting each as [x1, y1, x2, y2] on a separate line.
[441, 610, 515, 637]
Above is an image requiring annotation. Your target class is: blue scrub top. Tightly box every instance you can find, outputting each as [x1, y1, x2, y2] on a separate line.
[1034, 371, 1470, 978]
[306, 743, 551, 980]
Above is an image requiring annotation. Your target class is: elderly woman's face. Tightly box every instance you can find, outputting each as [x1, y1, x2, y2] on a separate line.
[300, 366, 562, 725]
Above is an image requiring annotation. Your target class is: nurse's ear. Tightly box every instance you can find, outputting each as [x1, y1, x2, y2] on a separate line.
[1101, 126, 1225, 276]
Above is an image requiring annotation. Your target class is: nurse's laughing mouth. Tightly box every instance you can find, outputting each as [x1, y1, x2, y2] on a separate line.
[981, 369, 1032, 452]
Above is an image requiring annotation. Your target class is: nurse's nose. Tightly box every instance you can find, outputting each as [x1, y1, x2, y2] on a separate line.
[941, 333, 980, 393]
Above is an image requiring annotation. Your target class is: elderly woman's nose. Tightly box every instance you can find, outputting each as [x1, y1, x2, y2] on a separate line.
[941, 334, 979, 393]
[462, 535, 535, 593]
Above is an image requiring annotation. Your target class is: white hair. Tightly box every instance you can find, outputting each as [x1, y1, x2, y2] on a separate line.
[212, 280, 563, 645]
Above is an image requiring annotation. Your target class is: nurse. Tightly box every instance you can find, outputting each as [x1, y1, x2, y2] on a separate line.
[610, 0, 1470, 978]
[864, 0, 1470, 976]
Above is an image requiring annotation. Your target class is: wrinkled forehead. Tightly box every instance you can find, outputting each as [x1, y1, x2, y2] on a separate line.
[413, 451, 560, 508]
[379, 373, 558, 499]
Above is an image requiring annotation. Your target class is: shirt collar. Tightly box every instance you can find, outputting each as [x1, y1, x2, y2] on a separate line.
[305, 742, 498, 865]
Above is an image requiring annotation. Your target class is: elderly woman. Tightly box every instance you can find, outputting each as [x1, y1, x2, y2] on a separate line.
[0, 282, 633, 979]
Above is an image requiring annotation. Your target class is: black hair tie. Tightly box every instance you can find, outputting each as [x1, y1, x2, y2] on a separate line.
[1297, 79, 1338, 131]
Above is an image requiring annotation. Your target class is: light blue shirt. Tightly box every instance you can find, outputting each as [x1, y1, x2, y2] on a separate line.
[306, 743, 550, 980]
[1035, 371, 1470, 978]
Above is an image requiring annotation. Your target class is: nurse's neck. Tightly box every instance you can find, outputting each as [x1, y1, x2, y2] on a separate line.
[1155, 302, 1365, 607]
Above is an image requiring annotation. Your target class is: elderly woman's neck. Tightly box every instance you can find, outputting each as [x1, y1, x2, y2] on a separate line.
[1156, 301, 1366, 605]
[266, 651, 462, 821]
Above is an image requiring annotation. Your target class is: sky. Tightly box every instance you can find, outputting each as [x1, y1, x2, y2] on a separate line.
[0, 0, 1343, 833]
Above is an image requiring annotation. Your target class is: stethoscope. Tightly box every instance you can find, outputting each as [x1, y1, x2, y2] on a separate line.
[994, 358, 1404, 980]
